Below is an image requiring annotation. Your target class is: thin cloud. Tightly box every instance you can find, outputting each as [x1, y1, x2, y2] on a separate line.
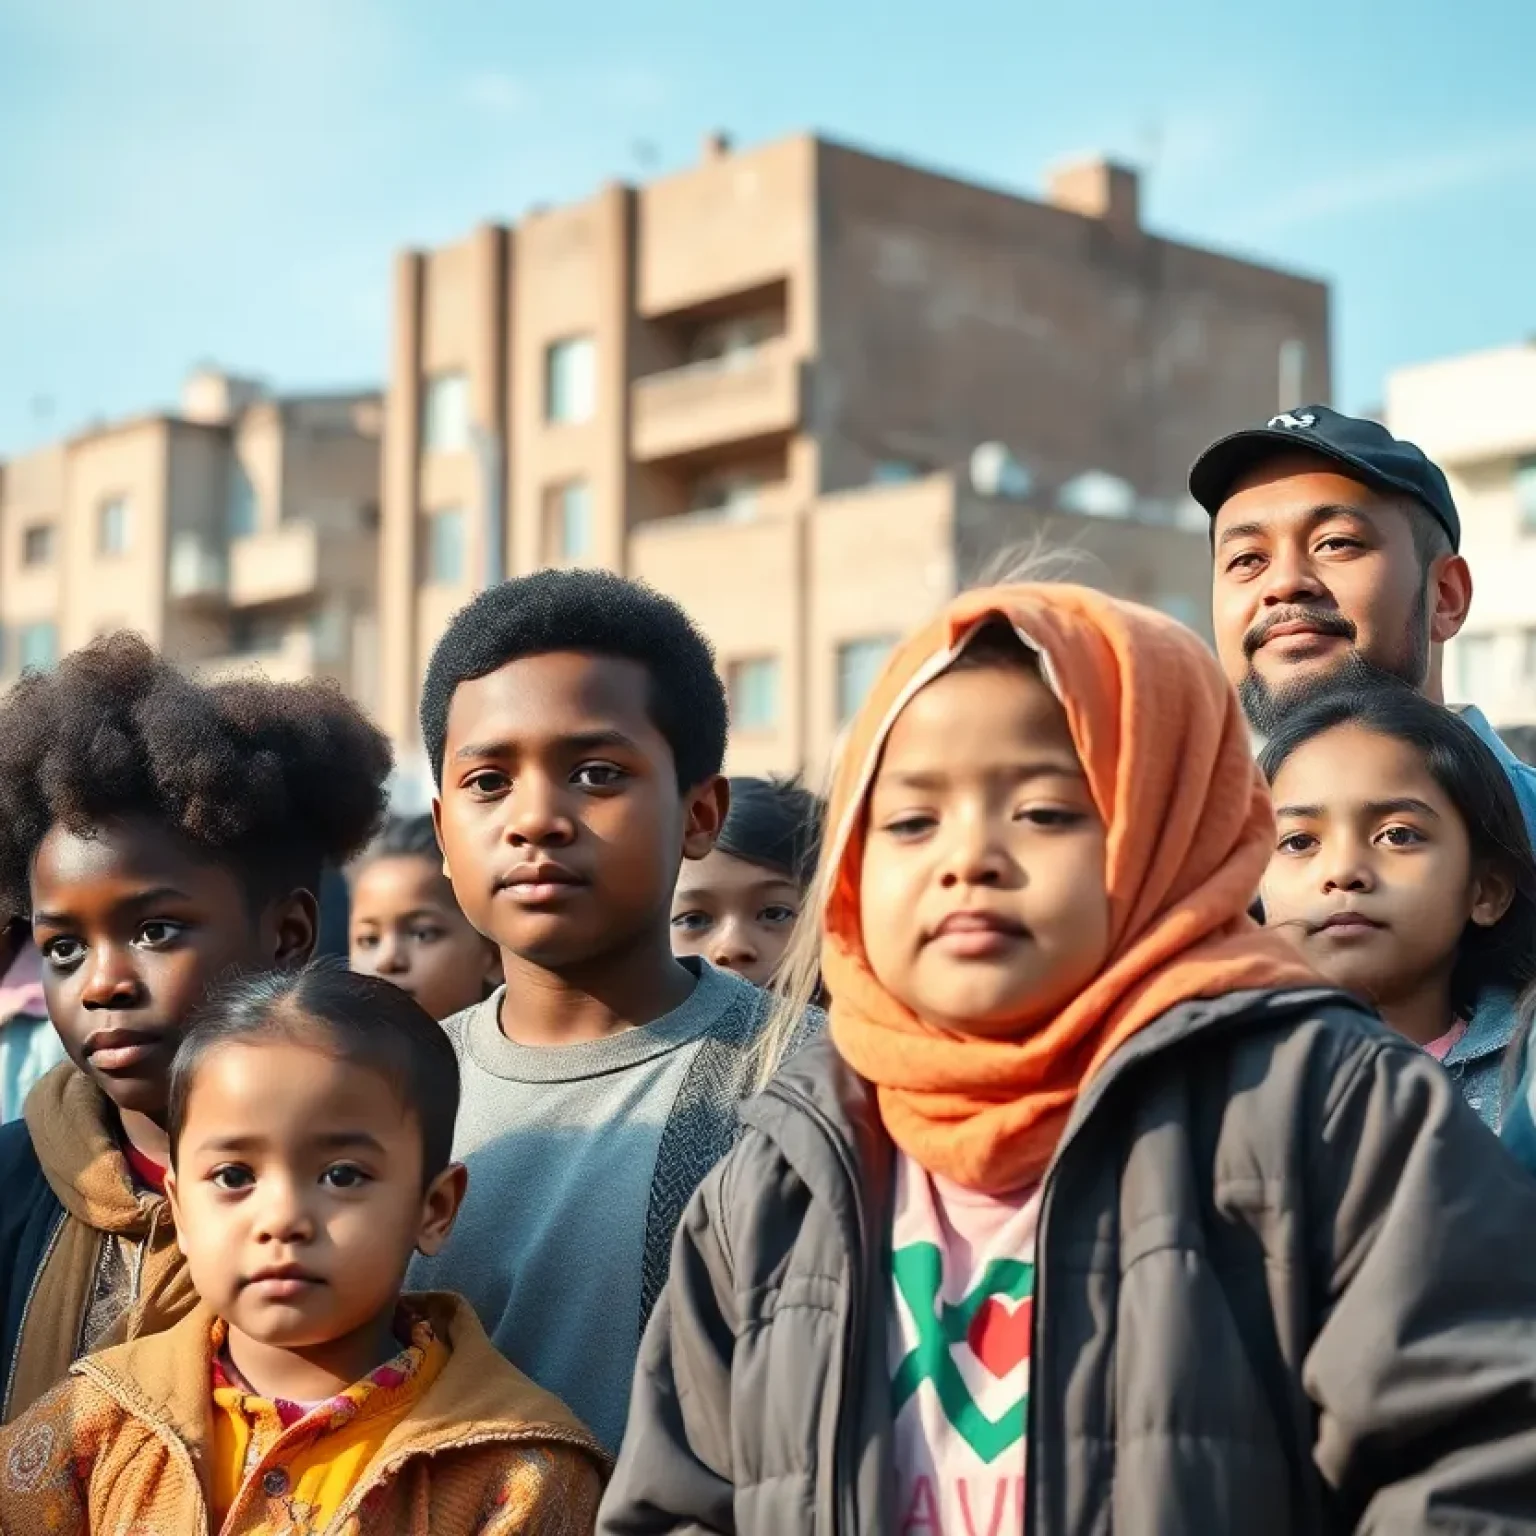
[1237, 130, 1536, 237]
[602, 65, 670, 110]
[465, 72, 535, 116]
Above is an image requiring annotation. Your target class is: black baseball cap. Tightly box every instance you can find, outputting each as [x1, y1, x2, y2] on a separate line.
[1189, 404, 1460, 552]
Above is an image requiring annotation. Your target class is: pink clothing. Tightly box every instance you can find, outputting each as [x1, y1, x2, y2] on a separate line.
[888, 1152, 1040, 1533]
[1425, 1018, 1469, 1063]
[0, 943, 44, 1024]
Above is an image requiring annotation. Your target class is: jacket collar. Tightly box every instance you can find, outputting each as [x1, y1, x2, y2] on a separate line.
[753, 987, 1364, 1171]
[24, 1063, 163, 1235]
[71, 1292, 608, 1473]
[1446, 989, 1518, 1067]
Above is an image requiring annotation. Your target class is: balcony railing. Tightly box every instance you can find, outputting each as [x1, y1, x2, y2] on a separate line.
[631, 339, 800, 464]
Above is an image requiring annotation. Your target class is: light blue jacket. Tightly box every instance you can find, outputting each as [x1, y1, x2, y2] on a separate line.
[0, 1013, 65, 1124]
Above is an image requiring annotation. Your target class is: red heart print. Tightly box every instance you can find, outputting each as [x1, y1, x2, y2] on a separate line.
[967, 1295, 1033, 1378]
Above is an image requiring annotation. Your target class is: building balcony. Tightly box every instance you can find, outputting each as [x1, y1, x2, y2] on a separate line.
[229, 524, 323, 608]
[630, 339, 801, 464]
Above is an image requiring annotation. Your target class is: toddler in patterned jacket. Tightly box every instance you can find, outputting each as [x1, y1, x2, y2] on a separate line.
[0, 963, 606, 1536]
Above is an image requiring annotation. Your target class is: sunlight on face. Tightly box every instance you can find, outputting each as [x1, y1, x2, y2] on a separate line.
[859, 661, 1111, 1038]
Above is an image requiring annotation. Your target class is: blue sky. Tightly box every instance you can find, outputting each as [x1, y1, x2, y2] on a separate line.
[2, 0, 1533, 456]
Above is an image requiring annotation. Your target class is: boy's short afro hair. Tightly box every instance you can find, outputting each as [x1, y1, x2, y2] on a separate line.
[0, 633, 393, 924]
[420, 569, 729, 791]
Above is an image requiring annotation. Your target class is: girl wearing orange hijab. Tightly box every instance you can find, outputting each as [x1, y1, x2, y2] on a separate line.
[599, 585, 1536, 1536]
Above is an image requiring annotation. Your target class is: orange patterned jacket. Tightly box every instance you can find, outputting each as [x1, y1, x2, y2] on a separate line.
[0, 1292, 608, 1535]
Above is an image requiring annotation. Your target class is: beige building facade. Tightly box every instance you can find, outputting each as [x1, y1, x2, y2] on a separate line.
[1388, 342, 1536, 727]
[0, 370, 383, 707]
[380, 132, 1331, 789]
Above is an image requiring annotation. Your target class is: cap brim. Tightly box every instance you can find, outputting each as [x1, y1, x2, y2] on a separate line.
[1189, 428, 1395, 519]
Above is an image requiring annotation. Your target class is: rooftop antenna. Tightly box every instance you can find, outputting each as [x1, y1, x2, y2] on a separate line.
[1138, 113, 1163, 214]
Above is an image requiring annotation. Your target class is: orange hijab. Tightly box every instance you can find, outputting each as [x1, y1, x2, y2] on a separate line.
[824, 583, 1319, 1194]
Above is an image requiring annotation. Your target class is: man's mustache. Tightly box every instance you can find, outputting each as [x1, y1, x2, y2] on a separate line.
[1243, 607, 1356, 660]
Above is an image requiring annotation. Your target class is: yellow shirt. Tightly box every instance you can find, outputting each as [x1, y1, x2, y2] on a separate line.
[210, 1311, 448, 1534]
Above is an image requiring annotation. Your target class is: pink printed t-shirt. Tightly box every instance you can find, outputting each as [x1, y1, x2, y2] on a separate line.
[888, 1151, 1040, 1533]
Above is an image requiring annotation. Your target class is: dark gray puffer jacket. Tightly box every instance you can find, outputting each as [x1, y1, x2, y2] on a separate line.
[600, 988, 1536, 1535]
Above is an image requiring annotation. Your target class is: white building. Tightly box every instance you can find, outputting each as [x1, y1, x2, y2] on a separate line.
[1387, 342, 1536, 727]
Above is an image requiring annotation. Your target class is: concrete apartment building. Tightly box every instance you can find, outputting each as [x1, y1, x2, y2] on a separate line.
[1388, 342, 1536, 728]
[0, 370, 383, 707]
[380, 131, 1331, 787]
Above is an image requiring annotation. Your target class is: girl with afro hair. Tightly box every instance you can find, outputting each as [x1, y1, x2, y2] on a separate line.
[0, 633, 391, 1422]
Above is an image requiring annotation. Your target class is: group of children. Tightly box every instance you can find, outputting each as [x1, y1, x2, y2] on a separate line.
[0, 567, 1534, 1533]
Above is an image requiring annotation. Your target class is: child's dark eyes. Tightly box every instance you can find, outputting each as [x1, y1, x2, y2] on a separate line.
[670, 910, 711, 934]
[464, 769, 510, 799]
[137, 920, 186, 949]
[1377, 824, 1426, 849]
[761, 905, 798, 926]
[40, 936, 84, 970]
[1276, 831, 1317, 855]
[572, 762, 626, 790]
[321, 1163, 370, 1191]
[207, 1163, 371, 1191]
[881, 813, 937, 839]
[1015, 805, 1087, 830]
[38, 920, 187, 970]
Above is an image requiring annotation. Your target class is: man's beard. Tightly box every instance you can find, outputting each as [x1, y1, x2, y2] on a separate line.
[1238, 587, 1431, 738]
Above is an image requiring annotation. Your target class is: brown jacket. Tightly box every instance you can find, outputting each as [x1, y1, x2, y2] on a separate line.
[3, 1063, 195, 1421]
[0, 1292, 608, 1534]
[600, 989, 1536, 1535]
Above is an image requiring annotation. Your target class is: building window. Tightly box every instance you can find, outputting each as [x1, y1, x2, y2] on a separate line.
[311, 602, 349, 664]
[21, 525, 54, 567]
[687, 313, 777, 367]
[1523, 629, 1536, 682]
[871, 460, 921, 486]
[729, 657, 780, 732]
[422, 507, 466, 585]
[18, 621, 58, 672]
[231, 613, 286, 656]
[551, 481, 593, 562]
[228, 463, 258, 539]
[422, 371, 470, 453]
[98, 496, 131, 556]
[1457, 633, 1498, 702]
[545, 337, 596, 424]
[690, 474, 760, 521]
[837, 636, 898, 725]
[1517, 455, 1536, 535]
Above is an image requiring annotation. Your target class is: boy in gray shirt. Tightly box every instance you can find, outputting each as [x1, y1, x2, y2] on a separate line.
[409, 570, 816, 1451]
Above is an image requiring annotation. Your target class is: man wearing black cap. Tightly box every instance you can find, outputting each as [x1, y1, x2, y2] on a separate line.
[1192, 404, 1536, 830]
[1193, 405, 1536, 1131]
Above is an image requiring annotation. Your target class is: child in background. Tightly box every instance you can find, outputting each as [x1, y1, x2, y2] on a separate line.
[0, 635, 391, 1422]
[0, 964, 606, 1535]
[601, 585, 1536, 1535]
[670, 775, 823, 987]
[408, 570, 820, 1453]
[350, 815, 502, 1022]
[1259, 684, 1536, 1127]
[0, 925, 66, 1123]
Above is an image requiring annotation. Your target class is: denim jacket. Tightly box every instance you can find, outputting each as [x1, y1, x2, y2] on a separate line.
[1456, 709, 1536, 1135]
[1446, 990, 1516, 1130]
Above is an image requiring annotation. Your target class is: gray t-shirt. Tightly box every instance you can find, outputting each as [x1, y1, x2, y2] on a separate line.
[409, 957, 771, 1451]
